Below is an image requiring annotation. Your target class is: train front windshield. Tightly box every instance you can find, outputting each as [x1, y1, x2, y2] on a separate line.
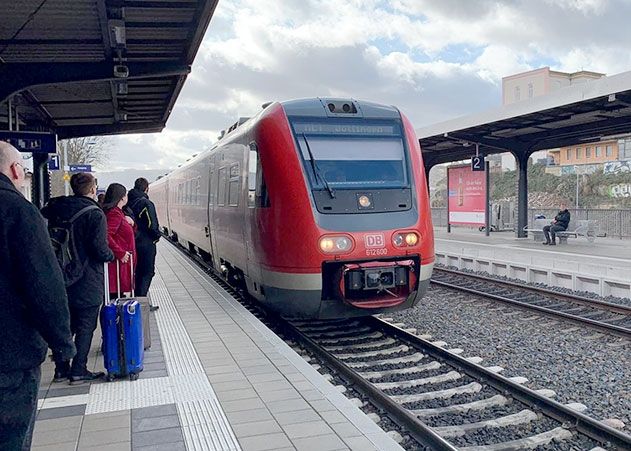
[292, 120, 409, 190]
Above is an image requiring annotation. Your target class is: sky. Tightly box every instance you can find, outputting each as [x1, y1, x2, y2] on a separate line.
[104, 0, 631, 172]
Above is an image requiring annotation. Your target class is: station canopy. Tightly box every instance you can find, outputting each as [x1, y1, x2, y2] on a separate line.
[416, 70, 631, 167]
[0, 0, 218, 138]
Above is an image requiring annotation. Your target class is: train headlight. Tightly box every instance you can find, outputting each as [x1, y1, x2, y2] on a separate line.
[392, 231, 420, 247]
[358, 195, 371, 208]
[405, 232, 419, 246]
[319, 235, 354, 254]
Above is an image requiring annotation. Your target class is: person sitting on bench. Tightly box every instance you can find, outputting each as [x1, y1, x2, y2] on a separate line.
[543, 203, 570, 245]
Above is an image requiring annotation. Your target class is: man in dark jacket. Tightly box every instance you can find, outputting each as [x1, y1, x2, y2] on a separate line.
[543, 203, 571, 245]
[126, 178, 161, 297]
[0, 142, 76, 450]
[42, 172, 114, 384]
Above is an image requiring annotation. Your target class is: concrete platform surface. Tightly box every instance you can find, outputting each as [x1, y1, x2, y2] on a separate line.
[33, 241, 403, 451]
[434, 227, 631, 297]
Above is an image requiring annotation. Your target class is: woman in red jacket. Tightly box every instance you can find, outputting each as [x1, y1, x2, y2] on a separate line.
[103, 183, 136, 297]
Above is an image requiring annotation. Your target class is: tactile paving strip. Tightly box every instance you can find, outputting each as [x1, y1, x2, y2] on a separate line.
[85, 275, 241, 450]
[85, 377, 174, 414]
[179, 399, 241, 451]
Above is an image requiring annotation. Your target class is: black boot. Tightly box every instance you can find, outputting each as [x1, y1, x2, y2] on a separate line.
[53, 361, 70, 383]
[542, 241, 550, 245]
[69, 370, 105, 385]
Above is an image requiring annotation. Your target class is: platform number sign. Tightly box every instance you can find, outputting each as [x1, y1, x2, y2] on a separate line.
[48, 155, 60, 171]
[471, 155, 485, 172]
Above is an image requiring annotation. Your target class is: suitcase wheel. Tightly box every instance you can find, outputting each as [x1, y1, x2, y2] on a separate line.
[107, 374, 116, 382]
[129, 373, 140, 381]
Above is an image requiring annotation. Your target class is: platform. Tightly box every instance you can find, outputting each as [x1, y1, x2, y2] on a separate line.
[434, 227, 631, 298]
[32, 242, 403, 451]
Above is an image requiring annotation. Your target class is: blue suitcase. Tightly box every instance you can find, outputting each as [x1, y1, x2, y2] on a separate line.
[101, 260, 144, 381]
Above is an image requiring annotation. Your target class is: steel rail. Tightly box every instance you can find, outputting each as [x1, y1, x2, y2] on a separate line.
[370, 316, 631, 449]
[431, 272, 631, 339]
[281, 320, 458, 451]
[434, 267, 631, 315]
[169, 240, 631, 448]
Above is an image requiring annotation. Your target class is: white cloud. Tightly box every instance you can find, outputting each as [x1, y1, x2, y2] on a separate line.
[106, 0, 631, 170]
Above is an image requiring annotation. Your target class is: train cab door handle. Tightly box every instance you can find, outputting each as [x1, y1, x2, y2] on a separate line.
[204, 225, 210, 237]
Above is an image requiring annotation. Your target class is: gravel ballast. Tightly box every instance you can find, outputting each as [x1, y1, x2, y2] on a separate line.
[391, 285, 631, 429]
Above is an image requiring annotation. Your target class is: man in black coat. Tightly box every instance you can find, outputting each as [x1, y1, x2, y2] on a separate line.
[543, 202, 571, 245]
[126, 178, 161, 297]
[42, 172, 114, 384]
[0, 142, 76, 450]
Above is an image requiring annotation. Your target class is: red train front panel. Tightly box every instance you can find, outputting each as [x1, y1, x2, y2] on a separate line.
[246, 98, 434, 318]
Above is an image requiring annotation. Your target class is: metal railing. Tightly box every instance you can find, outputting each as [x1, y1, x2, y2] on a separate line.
[431, 207, 631, 239]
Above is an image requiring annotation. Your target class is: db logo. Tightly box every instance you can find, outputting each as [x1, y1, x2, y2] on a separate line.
[364, 233, 385, 248]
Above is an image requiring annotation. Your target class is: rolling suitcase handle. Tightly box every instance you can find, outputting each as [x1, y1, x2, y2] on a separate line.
[104, 262, 110, 305]
[115, 253, 134, 299]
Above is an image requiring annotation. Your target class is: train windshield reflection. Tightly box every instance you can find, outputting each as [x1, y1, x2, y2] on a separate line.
[294, 128, 408, 189]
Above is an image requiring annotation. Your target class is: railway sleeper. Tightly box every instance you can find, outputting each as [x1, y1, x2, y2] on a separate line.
[335, 344, 409, 360]
[317, 331, 384, 345]
[432, 409, 538, 438]
[305, 326, 372, 338]
[360, 361, 442, 380]
[411, 394, 510, 418]
[375, 370, 462, 390]
[392, 381, 482, 403]
[346, 352, 426, 369]
[325, 337, 396, 352]
[459, 426, 573, 451]
[299, 321, 362, 332]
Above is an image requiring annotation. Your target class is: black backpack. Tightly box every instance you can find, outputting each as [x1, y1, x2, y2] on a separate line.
[48, 205, 100, 287]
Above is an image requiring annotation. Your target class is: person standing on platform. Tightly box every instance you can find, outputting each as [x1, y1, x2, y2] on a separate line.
[103, 183, 136, 298]
[126, 177, 161, 298]
[0, 142, 75, 450]
[42, 172, 114, 384]
[543, 203, 571, 245]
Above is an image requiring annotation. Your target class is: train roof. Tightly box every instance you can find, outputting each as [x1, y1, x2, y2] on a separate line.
[281, 98, 401, 120]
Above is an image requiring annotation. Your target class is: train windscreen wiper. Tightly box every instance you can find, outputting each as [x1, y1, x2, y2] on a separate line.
[302, 134, 335, 199]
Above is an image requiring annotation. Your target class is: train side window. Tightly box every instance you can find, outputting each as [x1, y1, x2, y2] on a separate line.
[247, 143, 257, 207]
[209, 169, 214, 206]
[256, 157, 270, 208]
[196, 177, 201, 206]
[217, 167, 227, 206]
[228, 163, 240, 207]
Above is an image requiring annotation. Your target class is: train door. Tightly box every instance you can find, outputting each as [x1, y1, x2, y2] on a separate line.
[165, 178, 171, 234]
[207, 154, 219, 268]
[244, 143, 258, 275]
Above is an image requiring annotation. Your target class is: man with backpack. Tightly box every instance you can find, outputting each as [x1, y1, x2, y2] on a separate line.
[126, 178, 161, 297]
[42, 172, 114, 384]
[0, 142, 75, 449]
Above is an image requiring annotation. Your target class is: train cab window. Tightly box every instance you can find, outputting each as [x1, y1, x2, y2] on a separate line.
[228, 163, 240, 207]
[291, 120, 408, 191]
[217, 167, 227, 206]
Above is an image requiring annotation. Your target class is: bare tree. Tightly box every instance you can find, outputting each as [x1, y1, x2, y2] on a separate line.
[50, 136, 111, 196]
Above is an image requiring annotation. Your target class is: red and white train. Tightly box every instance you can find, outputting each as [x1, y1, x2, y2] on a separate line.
[151, 98, 434, 318]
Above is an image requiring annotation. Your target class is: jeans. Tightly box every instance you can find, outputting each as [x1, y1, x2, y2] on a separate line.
[53, 304, 100, 376]
[543, 224, 566, 243]
[135, 240, 156, 297]
[0, 366, 40, 451]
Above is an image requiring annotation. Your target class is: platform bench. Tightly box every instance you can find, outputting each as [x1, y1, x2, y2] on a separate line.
[524, 220, 597, 245]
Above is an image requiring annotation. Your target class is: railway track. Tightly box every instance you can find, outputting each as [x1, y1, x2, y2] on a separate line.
[288, 316, 631, 450]
[431, 267, 631, 339]
[171, 241, 631, 450]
